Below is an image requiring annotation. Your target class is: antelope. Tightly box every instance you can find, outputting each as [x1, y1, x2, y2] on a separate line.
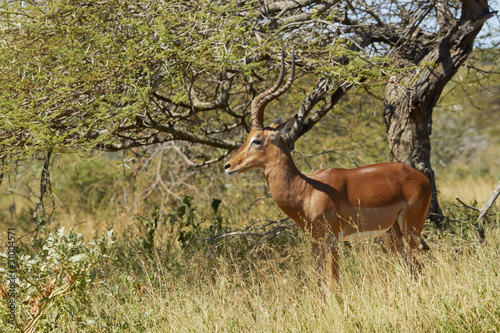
[224, 50, 432, 286]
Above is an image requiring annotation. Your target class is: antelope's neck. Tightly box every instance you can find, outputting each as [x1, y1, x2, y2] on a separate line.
[263, 138, 309, 228]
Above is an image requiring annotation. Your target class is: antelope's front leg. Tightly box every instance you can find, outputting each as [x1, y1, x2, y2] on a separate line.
[312, 235, 339, 289]
[325, 234, 339, 287]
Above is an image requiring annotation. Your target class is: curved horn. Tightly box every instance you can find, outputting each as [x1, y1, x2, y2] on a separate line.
[251, 49, 295, 130]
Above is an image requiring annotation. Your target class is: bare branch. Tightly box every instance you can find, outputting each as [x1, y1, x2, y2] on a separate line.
[435, 0, 455, 28]
[295, 83, 352, 141]
[477, 180, 500, 241]
[139, 113, 240, 150]
[455, 197, 480, 211]
[461, 0, 490, 20]
[204, 217, 295, 253]
[277, 0, 341, 26]
[152, 89, 226, 112]
[33, 150, 55, 226]
[258, 0, 318, 16]
[285, 77, 334, 144]
[194, 150, 231, 168]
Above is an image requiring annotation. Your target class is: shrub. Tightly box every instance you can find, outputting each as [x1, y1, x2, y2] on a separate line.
[0, 228, 113, 332]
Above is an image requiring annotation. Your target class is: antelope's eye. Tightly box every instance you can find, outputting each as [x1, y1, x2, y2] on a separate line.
[251, 139, 262, 146]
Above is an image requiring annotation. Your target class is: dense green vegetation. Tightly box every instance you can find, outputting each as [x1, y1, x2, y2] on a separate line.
[0, 0, 403, 167]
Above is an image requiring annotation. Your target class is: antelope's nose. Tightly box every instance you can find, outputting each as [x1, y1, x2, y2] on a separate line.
[224, 163, 230, 170]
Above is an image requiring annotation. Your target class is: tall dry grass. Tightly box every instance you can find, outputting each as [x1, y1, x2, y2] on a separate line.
[2, 155, 499, 332]
[438, 175, 500, 206]
[87, 221, 500, 332]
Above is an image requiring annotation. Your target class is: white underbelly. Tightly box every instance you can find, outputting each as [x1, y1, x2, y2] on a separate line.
[339, 228, 388, 242]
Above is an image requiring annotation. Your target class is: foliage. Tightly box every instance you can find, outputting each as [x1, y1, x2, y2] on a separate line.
[133, 196, 226, 258]
[4, 0, 491, 169]
[150, 196, 228, 250]
[0, 227, 113, 332]
[0, 0, 316, 162]
[135, 208, 159, 256]
[104, 195, 232, 281]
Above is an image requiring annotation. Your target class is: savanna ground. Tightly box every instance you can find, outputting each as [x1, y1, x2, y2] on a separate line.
[1, 69, 500, 332]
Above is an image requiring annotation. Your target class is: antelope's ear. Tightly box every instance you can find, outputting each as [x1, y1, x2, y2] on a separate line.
[268, 117, 283, 128]
[275, 115, 297, 135]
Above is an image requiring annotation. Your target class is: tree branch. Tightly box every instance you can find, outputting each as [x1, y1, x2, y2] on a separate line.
[284, 77, 334, 145]
[477, 180, 500, 242]
[461, 0, 490, 20]
[141, 114, 239, 150]
[275, 0, 341, 26]
[435, 0, 455, 28]
[296, 83, 352, 139]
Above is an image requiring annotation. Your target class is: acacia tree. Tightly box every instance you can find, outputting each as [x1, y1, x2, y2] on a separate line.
[382, 0, 496, 222]
[0, 0, 497, 223]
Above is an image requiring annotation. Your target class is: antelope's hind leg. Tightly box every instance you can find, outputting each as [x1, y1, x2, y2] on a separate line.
[400, 207, 426, 276]
[381, 210, 424, 276]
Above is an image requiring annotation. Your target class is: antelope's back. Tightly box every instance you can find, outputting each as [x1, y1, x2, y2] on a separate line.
[309, 162, 432, 208]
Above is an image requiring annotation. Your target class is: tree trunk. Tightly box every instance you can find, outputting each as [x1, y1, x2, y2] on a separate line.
[383, 0, 492, 226]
